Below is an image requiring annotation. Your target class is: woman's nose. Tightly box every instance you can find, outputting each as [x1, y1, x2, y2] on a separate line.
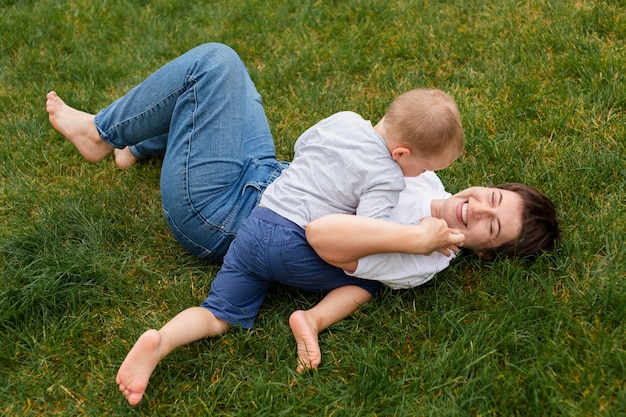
[473, 202, 493, 218]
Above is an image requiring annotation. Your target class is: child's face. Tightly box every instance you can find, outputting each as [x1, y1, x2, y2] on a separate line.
[436, 187, 523, 252]
[394, 151, 456, 177]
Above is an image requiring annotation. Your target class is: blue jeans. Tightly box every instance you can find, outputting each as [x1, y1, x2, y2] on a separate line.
[94, 43, 288, 261]
[127, 134, 167, 160]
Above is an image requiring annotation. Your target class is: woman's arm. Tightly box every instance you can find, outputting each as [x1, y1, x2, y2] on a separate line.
[305, 214, 464, 271]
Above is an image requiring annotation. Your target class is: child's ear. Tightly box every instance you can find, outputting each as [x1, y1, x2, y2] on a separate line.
[391, 146, 411, 161]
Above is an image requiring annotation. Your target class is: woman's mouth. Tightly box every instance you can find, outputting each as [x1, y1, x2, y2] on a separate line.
[461, 202, 468, 226]
[456, 201, 468, 226]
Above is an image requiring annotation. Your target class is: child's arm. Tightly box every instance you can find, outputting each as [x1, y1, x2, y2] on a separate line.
[306, 214, 464, 271]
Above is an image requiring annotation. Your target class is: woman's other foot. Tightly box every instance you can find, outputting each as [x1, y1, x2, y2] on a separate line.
[114, 147, 139, 170]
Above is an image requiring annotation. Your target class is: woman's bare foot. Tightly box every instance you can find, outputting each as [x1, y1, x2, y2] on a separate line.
[114, 147, 139, 170]
[289, 310, 322, 373]
[116, 329, 163, 406]
[46, 91, 113, 162]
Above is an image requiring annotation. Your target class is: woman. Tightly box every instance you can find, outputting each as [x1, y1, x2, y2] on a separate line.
[46, 43, 559, 405]
[46, 43, 558, 264]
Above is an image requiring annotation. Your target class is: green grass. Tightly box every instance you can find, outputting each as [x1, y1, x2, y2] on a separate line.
[1, 0, 624, 415]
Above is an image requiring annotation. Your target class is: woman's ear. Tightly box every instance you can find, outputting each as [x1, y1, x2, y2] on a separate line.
[476, 250, 494, 260]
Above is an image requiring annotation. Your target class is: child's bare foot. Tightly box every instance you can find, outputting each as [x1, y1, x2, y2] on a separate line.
[289, 310, 322, 373]
[46, 91, 114, 162]
[114, 147, 139, 170]
[116, 329, 162, 406]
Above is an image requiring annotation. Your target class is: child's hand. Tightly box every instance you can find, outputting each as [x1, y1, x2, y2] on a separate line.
[416, 217, 465, 256]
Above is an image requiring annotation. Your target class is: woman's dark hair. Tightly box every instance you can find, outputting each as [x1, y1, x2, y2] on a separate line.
[482, 183, 560, 260]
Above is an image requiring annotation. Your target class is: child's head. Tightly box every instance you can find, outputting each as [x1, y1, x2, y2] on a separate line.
[383, 88, 464, 176]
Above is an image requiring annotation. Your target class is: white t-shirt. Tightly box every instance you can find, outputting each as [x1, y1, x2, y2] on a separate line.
[347, 171, 456, 289]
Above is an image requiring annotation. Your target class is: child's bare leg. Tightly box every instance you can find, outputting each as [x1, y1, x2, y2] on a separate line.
[116, 306, 230, 406]
[289, 285, 372, 373]
[45, 91, 114, 162]
[114, 147, 139, 170]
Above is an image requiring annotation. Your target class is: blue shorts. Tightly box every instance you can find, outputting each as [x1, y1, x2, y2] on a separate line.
[201, 206, 381, 328]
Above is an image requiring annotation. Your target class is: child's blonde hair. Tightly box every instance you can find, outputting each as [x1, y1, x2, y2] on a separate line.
[385, 88, 464, 160]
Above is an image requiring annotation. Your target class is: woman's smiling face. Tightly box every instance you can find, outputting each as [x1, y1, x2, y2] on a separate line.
[433, 186, 523, 254]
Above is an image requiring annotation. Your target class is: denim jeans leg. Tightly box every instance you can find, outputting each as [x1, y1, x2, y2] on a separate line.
[95, 43, 279, 261]
[157, 44, 277, 260]
[128, 134, 168, 160]
[93, 54, 189, 147]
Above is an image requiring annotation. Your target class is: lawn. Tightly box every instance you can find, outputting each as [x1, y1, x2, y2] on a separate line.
[1, 0, 624, 415]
